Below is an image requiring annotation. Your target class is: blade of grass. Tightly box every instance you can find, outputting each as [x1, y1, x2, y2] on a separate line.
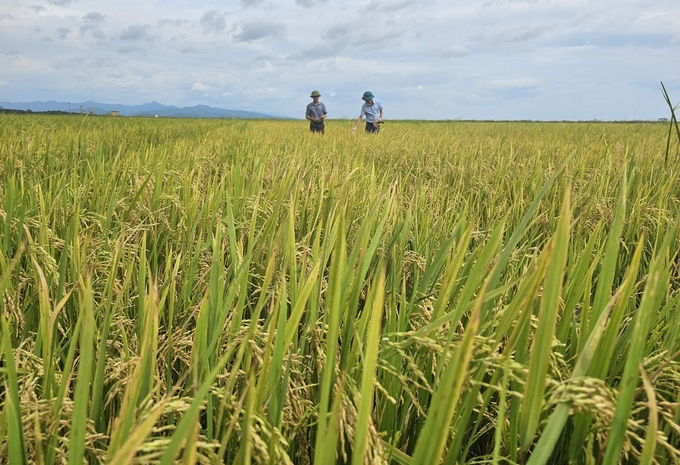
[67, 278, 95, 465]
[638, 366, 658, 465]
[352, 265, 385, 465]
[528, 235, 644, 465]
[159, 326, 250, 465]
[107, 400, 168, 465]
[602, 222, 677, 464]
[411, 264, 490, 464]
[314, 209, 346, 464]
[2, 315, 28, 465]
[519, 186, 571, 451]
[661, 81, 680, 166]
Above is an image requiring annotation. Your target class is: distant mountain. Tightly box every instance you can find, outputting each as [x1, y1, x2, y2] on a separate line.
[133, 104, 277, 119]
[0, 100, 289, 119]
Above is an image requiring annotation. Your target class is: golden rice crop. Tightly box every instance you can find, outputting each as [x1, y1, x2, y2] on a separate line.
[1, 114, 679, 464]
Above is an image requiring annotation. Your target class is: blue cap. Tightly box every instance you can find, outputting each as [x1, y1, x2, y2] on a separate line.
[362, 91, 374, 101]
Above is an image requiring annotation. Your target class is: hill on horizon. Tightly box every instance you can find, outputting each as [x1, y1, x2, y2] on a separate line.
[0, 99, 291, 119]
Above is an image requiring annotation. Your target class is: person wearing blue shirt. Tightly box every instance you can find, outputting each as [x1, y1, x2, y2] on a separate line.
[306, 90, 327, 133]
[352, 91, 383, 134]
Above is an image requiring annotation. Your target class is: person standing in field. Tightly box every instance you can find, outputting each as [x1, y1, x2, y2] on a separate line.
[306, 90, 327, 134]
[352, 91, 383, 134]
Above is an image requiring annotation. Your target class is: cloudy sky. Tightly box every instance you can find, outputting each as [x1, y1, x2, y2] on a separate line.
[1, 0, 679, 120]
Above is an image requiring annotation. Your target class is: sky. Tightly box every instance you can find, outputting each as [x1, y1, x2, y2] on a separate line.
[1, 0, 679, 120]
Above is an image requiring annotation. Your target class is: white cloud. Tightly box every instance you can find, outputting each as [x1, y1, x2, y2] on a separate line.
[295, 0, 329, 8]
[201, 10, 226, 34]
[191, 82, 211, 93]
[118, 45, 146, 54]
[489, 78, 539, 89]
[82, 12, 105, 23]
[56, 27, 70, 40]
[442, 45, 470, 57]
[0, 0, 678, 120]
[119, 23, 153, 41]
[233, 19, 286, 42]
[363, 0, 425, 13]
[80, 24, 106, 39]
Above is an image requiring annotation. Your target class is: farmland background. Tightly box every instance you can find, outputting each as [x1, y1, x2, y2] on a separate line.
[1, 115, 679, 464]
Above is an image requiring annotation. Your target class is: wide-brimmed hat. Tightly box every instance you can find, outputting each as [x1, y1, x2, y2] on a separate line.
[362, 91, 374, 101]
[310, 90, 321, 97]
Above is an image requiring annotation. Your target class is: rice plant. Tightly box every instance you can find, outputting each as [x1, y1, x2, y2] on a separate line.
[1, 115, 679, 464]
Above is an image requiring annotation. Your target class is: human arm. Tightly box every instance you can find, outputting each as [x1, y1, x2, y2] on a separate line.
[375, 102, 384, 123]
[352, 105, 365, 133]
[306, 109, 319, 123]
[352, 114, 363, 133]
[376, 109, 384, 124]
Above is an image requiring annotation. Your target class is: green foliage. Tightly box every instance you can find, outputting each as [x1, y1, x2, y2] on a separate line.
[1, 115, 680, 464]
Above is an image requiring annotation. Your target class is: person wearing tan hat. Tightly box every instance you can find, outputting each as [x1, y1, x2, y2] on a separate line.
[306, 90, 327, 133]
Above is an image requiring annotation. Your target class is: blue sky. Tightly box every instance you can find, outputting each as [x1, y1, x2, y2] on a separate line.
[0, 0, 679, 120]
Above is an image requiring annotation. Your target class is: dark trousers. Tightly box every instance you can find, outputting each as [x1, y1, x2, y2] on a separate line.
[310, 121, 325, 134]
[365, 122, 380, 134]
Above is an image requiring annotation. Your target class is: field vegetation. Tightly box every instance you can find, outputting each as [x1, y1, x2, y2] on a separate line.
[1, 115, 680, 464]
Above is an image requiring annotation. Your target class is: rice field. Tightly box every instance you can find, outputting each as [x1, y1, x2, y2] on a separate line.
[1, 114, 680, 464]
